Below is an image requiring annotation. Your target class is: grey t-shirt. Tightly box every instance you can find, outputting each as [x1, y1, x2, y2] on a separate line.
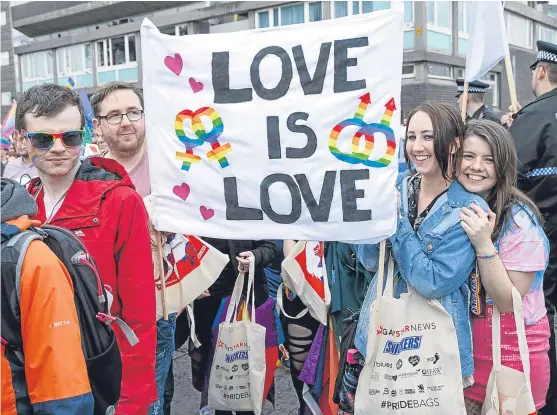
[3, 157, 38, 185]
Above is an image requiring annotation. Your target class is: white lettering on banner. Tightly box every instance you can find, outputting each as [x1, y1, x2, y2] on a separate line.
[140, 10, 404, 242]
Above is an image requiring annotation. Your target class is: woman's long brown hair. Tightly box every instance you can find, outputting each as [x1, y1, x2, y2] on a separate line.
[463, 120, 543, 240]
[405, 101, 465, 181]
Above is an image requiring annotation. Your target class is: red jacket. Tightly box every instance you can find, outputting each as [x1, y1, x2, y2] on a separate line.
[28, 158, 157, 414]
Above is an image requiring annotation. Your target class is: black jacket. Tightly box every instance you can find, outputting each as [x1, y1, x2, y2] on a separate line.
[510, 88, 557, 218]
[469, 105, 500, 124]
[202, 238, 276, 306]
[510, 87, 557, 309]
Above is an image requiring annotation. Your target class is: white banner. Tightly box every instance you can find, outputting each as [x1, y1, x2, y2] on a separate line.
[141, 10, 403, 242]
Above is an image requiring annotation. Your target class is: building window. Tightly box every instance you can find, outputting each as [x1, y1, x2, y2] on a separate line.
[457, 1, 470, 55]
[21, 51, 54, 90]
[327, 1, 414, 49]
[256, 2, 323, 28]
[0, 11, 6, 26]
[57, 44, 92, 74]
[178, 24, 188, 36]
[428, 63, 452, 79]
[56, 44, 93, 88]
[96, 35, 138, 85]
[160, 26, 177, 35]
[281, 4, 305, 26]
[111, 36, 126, 65]
[334, 1, 349, 18]
[427, 1, 452, 53]
[481, 72, 499, 109]
[160, 24, 189, 36]
[96, 35, 136, 68]
[2, 92, 12, 106]
[1, 51, 9, 66]
[539, 25, 557, 44]
[505, 12, 533, 49]
[332, 1, 395, 18]
[309, 2, 322, 22]
[259, 11, 270, 28]
[402, 64, 415, 78]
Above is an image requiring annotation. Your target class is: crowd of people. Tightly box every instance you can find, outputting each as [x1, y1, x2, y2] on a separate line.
[1, 36, 556, 415]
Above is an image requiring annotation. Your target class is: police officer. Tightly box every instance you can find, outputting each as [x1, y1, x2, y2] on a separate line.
[455, 78, 500, 123]
[509, 40, 557, 415]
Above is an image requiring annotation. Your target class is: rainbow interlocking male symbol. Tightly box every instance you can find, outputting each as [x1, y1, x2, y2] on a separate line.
[329, 93, 397, 168]
[175, 106, 231, 171]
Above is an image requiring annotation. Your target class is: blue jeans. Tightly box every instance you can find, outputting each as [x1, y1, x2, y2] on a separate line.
[149, 313, 177, 415]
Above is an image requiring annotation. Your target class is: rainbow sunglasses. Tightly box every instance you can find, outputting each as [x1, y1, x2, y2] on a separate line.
[23, 129, 85, 150]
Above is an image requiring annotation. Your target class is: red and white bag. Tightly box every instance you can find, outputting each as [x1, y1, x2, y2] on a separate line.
[144, 196, 228, 320]
[281, 241, 330, 325]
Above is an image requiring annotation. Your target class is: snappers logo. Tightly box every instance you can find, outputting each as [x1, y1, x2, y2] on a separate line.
[376, 322, 437, 337]
[383, 336, 422, 355]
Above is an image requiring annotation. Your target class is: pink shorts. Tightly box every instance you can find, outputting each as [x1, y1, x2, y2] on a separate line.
[464, 304, 550, 409]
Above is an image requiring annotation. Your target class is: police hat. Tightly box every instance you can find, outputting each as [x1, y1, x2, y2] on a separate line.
[455, 78, 490, 98]
[530, 40, 557, 70]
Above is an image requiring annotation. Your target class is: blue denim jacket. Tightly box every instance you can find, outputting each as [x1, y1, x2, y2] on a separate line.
[354, 175, 488, 377]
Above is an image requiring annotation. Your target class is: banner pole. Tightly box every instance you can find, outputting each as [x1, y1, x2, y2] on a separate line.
[156, 232, 169, 320]
[461, 83, 469, 123]
[504, 54, 519, 113]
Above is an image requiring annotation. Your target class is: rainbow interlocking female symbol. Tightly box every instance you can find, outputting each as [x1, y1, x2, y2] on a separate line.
[329, 93, 397, 168]
[175, 106, 231, 171]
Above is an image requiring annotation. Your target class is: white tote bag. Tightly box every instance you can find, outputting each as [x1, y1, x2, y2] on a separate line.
[281, 240, 331, 325]
[481, 287, 536, 415]
[208, 260, 267, 414]
[355, 257, 466, 415]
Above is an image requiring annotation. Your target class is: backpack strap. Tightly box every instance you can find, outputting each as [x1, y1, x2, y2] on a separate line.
[6, 230, 43, 306]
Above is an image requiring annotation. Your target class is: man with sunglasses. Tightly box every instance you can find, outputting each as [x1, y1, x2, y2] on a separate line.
[15, 84, 157, 414]
[508, 40, 557, 415]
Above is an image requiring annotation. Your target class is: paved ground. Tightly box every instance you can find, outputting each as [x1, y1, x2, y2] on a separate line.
[170, 346, 300, 415]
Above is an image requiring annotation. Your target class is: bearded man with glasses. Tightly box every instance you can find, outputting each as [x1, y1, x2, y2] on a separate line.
[16, 83, 157, 415]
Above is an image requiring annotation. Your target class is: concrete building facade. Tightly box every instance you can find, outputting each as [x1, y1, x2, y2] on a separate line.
[1, 1, 17, 121]
[6, 1, 557, 119]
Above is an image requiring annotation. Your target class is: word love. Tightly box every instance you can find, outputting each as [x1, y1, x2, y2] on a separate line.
[223, 169, 372, 224]
[212, 37, 368, 103]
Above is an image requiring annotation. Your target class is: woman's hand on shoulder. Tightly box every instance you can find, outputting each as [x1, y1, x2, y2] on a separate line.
[459, 204, 496, 253]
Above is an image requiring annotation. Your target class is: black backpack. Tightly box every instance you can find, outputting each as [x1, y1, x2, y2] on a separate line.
[1, 224, 134, 415]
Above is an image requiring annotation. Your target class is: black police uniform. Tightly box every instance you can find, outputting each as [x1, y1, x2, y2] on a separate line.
[469, 104, 500, 123]
[455, 78, 500, 124]
[510, 40, 557, 415]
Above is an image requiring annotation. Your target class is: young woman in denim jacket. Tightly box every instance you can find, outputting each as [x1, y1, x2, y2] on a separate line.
[457, 120, 550, 414]
[355, 102, 487, 386]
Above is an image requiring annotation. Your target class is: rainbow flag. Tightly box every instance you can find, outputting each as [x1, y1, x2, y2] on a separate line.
[66, 76, 76, 89]
[1, 100, 16, 139]
[1, 137, 12, 150]
[78, 88, 94, 145]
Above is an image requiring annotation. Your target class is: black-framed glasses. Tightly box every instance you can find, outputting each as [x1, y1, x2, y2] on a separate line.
[23, 129, 85, 150]
[98, 110, 144, 125]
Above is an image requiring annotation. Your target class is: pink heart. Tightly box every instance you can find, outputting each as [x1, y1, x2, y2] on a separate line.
[164, 53, 183, 76]
[200, 206, 214, 221]
[189, 77, 204, 93]
[172, 183, 190, 201]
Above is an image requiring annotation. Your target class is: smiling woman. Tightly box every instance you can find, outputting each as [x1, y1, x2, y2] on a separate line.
[458, 119, 551, 414]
